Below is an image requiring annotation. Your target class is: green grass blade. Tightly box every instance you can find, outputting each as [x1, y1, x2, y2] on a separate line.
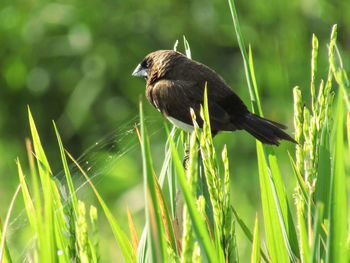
[65, 150, 135, 263]
[153, 174, 180, 255]
[251, 214, 260, 263]
[227, 0, 259, 112]
[166, 128, 219, 263]
[183, 35, 192, 59]
[139, 100, 168, 263]
[53, 121, 79, 218]
[250, 43, 299, 259]
[252, 58, 299, 261]
[267, 151, 300, 257]
[0, 219, 12, 263]
[231, 207, 268, 262]
[248, 46, 263, 114]
[347, 112, 350, 156]
[53, 122, 81, 261]
[296, 198, 310, 263]
[287, 152, 309, 202]
[0, 184, 21, 263]
[181, 132, 199, 262]
[160, 126, 180, 218]
[137, 226, 149, 263]
[198, 85, 225, 261]
[251, 49, 302, 262]
[310, 203, 324, 263]
[25, 139, 43, 252]
[16, 159, 38, 235]
[50, 180, 71, 262]
[326, 92, 348, 263]
[28, 107, 52, 176]
[228, 1, 300, 261]
[315, 123, 331, 218]
[29, 110, 73, 262]
[28, 107, 57, 262]
[257, 145, 289, 263]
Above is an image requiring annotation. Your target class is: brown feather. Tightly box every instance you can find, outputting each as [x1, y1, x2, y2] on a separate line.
[133, 50, 296, 146]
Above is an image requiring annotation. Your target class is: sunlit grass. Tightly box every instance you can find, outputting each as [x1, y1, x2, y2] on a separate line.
[0, 0, 349, 262]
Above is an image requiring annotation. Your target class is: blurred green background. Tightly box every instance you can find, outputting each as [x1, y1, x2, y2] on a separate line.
[1, 0, 349, 261]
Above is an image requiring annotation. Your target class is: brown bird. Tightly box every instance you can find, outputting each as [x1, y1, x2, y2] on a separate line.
[132, 50, 296, 146]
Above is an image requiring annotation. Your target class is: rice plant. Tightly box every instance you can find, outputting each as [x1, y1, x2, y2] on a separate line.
[0, 0, 348, 262]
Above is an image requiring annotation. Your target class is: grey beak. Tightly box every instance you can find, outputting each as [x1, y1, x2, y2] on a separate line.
[132, 64, 148, 77]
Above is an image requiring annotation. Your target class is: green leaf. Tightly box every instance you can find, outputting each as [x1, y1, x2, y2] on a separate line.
[16, 159, 38, 235]
[256, 145, 289, 263]
[153, 173, 180, 255]
[166, 127, 219, 263]
[296, 198, 310, 263]
[0, 185, 21, 263]
[28, 107, 57, 262]
[0, 218, 12, 263]
[65, 150, 135, 263]
[227, 0, 259, 112]
[228, 1, 300, 261]
[232, 207, 268, 262]
[347, 112, 350, 157]
[288, 152, 309, 202]
[267, 151, 300, 258]
[251, 214, 260, 263]
[53, 121, 79, 218]
[315, 123, 331, 218]
[183, 35, 192, 59]
[139, 99, 168, 263]
[310, 203, 324, 263]
[326, 92, 348, 263]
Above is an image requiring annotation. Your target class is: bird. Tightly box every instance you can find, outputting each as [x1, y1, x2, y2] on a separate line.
[132, 50, 296, 146]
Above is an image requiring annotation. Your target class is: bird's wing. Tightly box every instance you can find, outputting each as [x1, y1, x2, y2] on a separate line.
[148, 79, 235, 131]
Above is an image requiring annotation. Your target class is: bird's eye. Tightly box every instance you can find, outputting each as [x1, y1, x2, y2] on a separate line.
[141, 58, 152, 68]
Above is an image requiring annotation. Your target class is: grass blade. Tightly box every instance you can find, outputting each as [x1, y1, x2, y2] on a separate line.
[257, 145, 289, 263]
[159, 126, 180, 218]
[227, 0, 259, 112]
[53, 121, 79, 217]
[153, 173, 180, 255]
[183, 35, 192, 59]
[231, 207, 268, 262]
[126, 205, 139, 254]
[0, 219, 12, 263]
[296, 197, 310, 263]
[0, 184, 21, 263]
[228, 1, 299, 261]
[288, 152, 309, 202]
[310, 203, 324, 263]
[139, 99, 168, 263]
[267, 151, 299, 257]
[326, 92, 348, 263]
[65, 150, 135, 263]
[16, 158, 38, 235]
[166, 127, 219, 263]
[347, 112, 350, 156]
[28, 107, 52, 175]
[315, 124, 331, 217]
[28, 107, 57, 262]
[251, 214, 260, 263]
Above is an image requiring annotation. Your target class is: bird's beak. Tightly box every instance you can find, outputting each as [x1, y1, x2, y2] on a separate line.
[132, 64, 148, 78]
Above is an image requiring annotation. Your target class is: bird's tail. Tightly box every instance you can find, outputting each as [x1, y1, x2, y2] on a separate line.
[240, 113, 297, 146]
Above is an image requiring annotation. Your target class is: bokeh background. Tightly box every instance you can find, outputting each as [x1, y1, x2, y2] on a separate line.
[1, 0, 349, 261]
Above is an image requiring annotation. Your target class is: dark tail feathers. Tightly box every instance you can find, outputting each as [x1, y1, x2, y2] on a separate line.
[241, 113, 297, 146]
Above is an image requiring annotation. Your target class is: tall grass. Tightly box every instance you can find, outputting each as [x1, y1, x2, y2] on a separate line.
[0, 0, 349, 262]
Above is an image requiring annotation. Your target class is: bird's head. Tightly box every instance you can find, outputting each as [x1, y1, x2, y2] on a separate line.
[132, 54, 153, 80]
[132, 50, 184, 83]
